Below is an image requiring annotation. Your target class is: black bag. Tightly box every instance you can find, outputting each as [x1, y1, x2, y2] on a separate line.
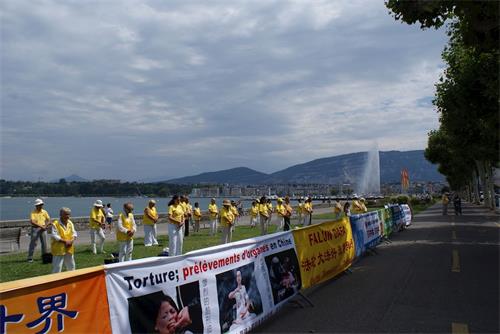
[42, 253, 53, 264]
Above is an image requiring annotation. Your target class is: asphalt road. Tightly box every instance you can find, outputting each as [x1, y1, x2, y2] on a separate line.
[255, 203, 499, 333]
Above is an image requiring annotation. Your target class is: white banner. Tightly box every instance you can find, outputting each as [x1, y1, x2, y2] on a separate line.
[104, 232, 302, 334]
[401, 204, 412, 226]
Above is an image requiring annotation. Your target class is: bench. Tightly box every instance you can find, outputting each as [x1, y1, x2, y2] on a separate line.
[0, 227, 21, 253]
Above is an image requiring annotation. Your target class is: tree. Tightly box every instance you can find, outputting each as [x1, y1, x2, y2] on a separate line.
[387, 0, 499, 208]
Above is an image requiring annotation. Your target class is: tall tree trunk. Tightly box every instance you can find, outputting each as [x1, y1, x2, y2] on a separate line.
[472, 165, 481, 204]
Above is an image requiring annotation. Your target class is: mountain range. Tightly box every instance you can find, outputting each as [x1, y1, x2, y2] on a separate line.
[165, 150, 444, 184]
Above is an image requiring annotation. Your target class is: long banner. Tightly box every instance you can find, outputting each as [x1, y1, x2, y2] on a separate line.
[0, 267, 111, 334]
[292, 217, 354, 289]
[104, 232, 301, 334]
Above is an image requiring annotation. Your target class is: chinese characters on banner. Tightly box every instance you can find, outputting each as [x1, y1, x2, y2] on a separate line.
[104, 232, 301, 334]
[350, 211, 382, 257]
[0, 269, 111, 334]
[292, 217, 355, 289]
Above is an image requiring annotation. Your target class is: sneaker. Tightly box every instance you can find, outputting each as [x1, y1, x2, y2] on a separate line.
[27, 259, 33, 263]
[144, 244, 152, 247]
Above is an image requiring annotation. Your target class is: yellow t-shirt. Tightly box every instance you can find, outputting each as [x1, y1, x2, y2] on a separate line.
[51, 219, 75, 255]
[143, 207, 158, 225]
[168, 204, 184, 225]
[89, 207, 104, 229]
[231, 205, 239, 217]
[208, 203, 218, 219]
[276, 204, 286, 217]
[259, 203, 269, 217]
[30, 209, 50, 228]
[250, 205, 259, 218]
[193, 207, 202, 220]
[220, 207, 235, 227]
[303, 202, 312, 213]
[266, 202, 273, 213]
[297, 203, 304, 214]
[117, 212, 134, 241]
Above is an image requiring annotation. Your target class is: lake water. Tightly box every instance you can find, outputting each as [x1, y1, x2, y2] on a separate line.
[0, 196, 320, 220]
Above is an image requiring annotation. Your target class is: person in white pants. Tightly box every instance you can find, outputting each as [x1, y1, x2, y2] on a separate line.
[208, 198, 219, 236]
[220, 199, 235, 244]
[89, 200, 106, 254]
[168, 195, 185, 256]
[117, 202, 136, 262]
[143, 200, 159, 246]
[51, 207, 77, 273]
[275, 198, 286, 231]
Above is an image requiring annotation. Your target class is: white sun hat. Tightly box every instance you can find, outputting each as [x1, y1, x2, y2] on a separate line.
[34, 198, 44, 206]
[93, 199, 103, 207]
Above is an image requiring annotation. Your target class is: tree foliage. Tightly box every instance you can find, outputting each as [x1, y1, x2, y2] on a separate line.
[386, 0, 499, 206]
[0, 180, 192, 197]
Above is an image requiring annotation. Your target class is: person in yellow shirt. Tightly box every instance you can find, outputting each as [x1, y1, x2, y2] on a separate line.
[259, 196, 269, 236]
[193, 202, 202, 233]
[220, 200, 235, 244]
[351, 195, 366, 214]
[266, 199, 273, 225]
[50, 207, 77, 273]
[230, 200, 240, 227]
[296, 199, 304, 225]
[250, 200, 259, 228]
[303, 197, 313, 226]
[168, 195, 185, 256]
[117, 202, 136, 262]
[442, 193, 449, 215]
[181, 196, 193, 237]
[283, 196, 293, 231]
[143, 199, 159, 247]
[27, 198, 51, 262]
[333, 199, 343, 219]
[360, 198, 368, 213]
[275, 198, 286, 231]
[208, 198, 219, 236]
[89, 199, 106, 254]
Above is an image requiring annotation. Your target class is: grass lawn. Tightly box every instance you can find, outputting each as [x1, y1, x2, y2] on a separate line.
[0, 225, 281, 283]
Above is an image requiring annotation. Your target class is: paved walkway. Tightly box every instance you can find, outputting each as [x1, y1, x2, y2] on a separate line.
[256, 203, 499, 333]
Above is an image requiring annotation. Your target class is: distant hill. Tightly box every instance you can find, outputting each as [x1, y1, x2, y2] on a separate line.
[164, 150, 444, 185]
[167, 167, 269, 184]
[52, 174, 89, 182]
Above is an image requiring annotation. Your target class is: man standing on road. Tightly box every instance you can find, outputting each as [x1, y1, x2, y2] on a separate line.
[27, 198, 51, 262]
[442, 193, 449, 215]
[89, 199, 106, 254]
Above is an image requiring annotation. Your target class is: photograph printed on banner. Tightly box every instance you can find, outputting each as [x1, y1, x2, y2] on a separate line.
[216, 263, 263, 333]
[264, 248, 302, 306]
[128, 281, 204, 334]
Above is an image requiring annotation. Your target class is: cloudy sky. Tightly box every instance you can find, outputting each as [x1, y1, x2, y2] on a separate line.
[1, 0, 447, 182]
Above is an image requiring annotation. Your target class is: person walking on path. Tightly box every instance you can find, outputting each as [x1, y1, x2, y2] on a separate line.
[193, 202, 202, 233]
[275, 198, 286, 231]
[117, 202, 136, 262]
[89, 199, 106, 254]
[259, 196, 270, 235]
[220, 199, 235, 244]
[27, 198, 51, 262]
[208, 198, 219, 236]
[168, 195, 185, 256]
[104, 203, 114, 234]
[283, 196, 293, 231]
[453, 194, 462, 215]
[143, 199, 159, 246]
[442, 193, 449, 215]
[249, 200, 259, 228]
[50, 207, 76, 273]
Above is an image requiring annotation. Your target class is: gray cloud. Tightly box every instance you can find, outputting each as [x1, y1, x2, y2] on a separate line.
[1, 0, 447, 181]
